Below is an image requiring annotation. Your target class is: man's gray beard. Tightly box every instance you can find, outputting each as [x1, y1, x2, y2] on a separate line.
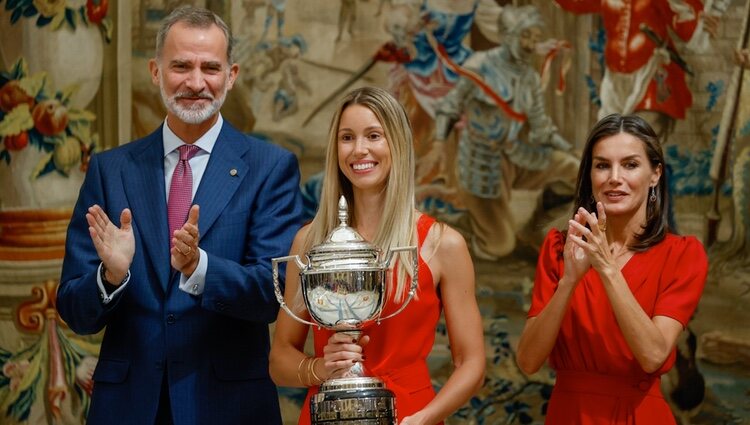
[161, 88, 226, 124]
[159, 76, 228, 125]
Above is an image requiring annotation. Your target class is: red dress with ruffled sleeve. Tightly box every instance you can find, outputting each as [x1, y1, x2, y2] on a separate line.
[528, 229, 707, 424]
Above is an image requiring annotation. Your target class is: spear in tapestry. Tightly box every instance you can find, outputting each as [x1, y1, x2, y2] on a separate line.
[301, 34, 533, 127]
[302, 8, 442, 127]
[707, 0, 750, 246]
[301, 42, 411, 127]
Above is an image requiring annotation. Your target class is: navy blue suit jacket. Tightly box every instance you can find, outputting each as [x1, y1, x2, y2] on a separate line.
[57, 122, 303, 425]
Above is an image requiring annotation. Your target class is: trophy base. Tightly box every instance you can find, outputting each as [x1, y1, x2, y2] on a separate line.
[310, 377, 396, 424]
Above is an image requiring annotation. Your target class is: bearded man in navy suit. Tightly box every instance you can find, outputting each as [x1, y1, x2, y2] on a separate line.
[57, 6, 303, 424]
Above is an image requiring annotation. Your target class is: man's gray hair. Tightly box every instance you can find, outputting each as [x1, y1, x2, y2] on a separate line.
[155, 5, 235, 65]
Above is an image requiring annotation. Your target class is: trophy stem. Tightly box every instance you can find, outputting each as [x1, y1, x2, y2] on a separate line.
[337, 329, 362, 341]
[335, 330, 366, 378]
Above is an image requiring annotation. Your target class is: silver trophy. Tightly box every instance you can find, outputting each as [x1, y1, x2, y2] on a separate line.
[273, 196, 417, 424]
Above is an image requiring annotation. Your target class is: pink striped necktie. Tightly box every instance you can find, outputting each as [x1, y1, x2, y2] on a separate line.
[168, 144, 200, 248]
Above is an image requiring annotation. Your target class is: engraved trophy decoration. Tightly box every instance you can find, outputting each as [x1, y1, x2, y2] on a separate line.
[273, 196, 418, 424]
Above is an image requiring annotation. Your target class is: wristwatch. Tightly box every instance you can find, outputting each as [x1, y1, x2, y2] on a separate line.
[98, 263, 130, 304]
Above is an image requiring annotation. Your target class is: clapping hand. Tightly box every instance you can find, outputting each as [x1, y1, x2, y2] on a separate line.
[171, 204, 200, 276]
[566, 202, 617, 275]
[86, 205, 135, 284]
[562, 208, 591, 286]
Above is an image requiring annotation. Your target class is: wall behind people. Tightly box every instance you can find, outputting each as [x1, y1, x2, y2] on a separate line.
[0, 0, 747, 423]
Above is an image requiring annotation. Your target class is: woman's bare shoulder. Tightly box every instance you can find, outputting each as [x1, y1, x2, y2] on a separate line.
[423, 220, 469, 259]
[439, 224, 469, 252]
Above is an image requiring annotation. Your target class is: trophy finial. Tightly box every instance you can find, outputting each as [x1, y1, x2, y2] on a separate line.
[338, 196, 349, 226]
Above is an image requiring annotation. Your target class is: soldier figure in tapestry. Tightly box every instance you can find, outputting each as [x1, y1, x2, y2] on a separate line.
[424, 5, 579, 260]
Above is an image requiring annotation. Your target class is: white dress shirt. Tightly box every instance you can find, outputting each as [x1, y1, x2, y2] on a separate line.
[98, 115, 224, 302]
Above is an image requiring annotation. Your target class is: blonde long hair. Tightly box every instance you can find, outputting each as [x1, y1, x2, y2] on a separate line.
[304, 86, 417, 301]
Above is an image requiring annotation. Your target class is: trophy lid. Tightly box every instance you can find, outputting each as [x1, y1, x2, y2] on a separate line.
[306, 196, 381, 270]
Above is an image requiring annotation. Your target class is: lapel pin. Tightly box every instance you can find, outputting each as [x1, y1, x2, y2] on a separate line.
[230, 168, 238, 177]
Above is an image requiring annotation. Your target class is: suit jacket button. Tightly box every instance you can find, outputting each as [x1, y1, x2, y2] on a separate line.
[166, 314, 176, 324]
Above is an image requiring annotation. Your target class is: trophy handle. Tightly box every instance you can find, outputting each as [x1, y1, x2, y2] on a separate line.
[378, 246, 418, 323]
[272, 255, 318, 327]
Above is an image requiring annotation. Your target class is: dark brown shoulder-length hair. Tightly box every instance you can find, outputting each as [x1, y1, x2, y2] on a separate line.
[572, 113, 669, 251]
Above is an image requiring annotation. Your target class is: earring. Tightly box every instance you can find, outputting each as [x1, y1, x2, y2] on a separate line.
[649, 186, 657, 203]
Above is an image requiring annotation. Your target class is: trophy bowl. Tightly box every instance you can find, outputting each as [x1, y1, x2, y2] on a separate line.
[272, 196, 417, 424]
[302, 268, 386, 331]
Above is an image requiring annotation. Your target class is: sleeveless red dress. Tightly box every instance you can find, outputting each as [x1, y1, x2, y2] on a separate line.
[529, 229, 708, 424]
[298, 214, 443, 425]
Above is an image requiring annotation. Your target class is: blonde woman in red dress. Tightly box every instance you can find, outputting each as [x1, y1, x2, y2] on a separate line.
[269, 86, 485, 425]
[516, 113, 707, 424]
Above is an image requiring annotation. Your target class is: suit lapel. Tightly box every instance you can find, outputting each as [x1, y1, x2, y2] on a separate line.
[193, 124, 248, 238]
[123, 129, 171, 293]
